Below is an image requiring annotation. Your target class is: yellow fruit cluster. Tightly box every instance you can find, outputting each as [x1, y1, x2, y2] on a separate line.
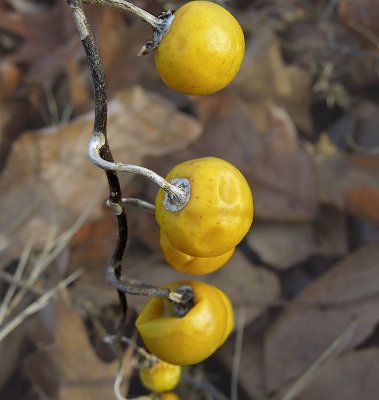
[137, 3, 251, 391]
[156, 157, 253, 275]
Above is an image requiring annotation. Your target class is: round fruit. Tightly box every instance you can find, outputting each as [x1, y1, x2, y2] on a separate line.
[160, 393, 180, 400]
[136, 280, 233, 365]
[214, 286, 234, 344]
[139, 360, 181, 392]
[160, 230, 234, 275]
[155, 157, 254, 258]
[155, 1, 245, 95]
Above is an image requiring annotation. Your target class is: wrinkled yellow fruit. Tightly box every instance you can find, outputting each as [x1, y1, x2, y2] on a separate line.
[155, 1, 245, 95]
[160, 230, 234, 275]
[160, 393, 180, 400]
[136, 280, 234, 365]
[214, 286, 234, 344]
[155, 157, 254, 258]
[139, 360, 181, 392]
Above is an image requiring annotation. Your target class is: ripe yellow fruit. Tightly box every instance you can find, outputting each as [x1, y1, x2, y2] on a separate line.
[155, 1, 245, 95]
[139, 360, 181, 392]
[136, 280, 234, 365]
[160, 393, 180, 400]
[155, 157, 254, 258]
[214, 286, 234, 344]
[160, 230, 234, 275]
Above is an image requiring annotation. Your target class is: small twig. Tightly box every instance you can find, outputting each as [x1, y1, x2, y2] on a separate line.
[105, 334, 153, 400]
[83, 0, 160, 27]
[279, 321, 356, 400]
[67, 0, 129, 323]
[0, 236, 36, 324]
[105, 270, 187, 305]
[114, 356, 152, 400]
[88, 134, 188, 207]
[7, 189, 100, 318]
[0, 271, 44, 296]
[183, 371, 229, 400]
[120, 198, 155, 214]
[67, 0, 192, 321]
[231, 307, 246, 400]
[344, 19, 379, 50]
[0, 269, 83, 342]
[82, 0, 174, 55]
[104, 335, 157, 364]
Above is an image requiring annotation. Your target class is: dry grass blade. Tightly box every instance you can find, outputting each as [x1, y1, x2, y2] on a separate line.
[112, 344, 149, 400]
[5, 188, 102, 318]
[0, 270, 43, 296]
[0, 196, 43, 252]
[231, 306, 246, 400]
[0, 268, 82, 342]
[0, 235, 36, 324]
[279, 321, 356, 400]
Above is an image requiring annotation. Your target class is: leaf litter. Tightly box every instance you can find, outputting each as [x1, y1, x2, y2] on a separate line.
[1, 0, 379, 399]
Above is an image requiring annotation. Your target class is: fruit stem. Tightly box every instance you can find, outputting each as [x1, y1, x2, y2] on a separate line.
[106, 198, 155, 214]
[82, 0, 174, 54]
[83, 0, 159, 26]
[105, 267, 193, 308]
[104, 334, 157, 364]
[88, 132, 189, 208]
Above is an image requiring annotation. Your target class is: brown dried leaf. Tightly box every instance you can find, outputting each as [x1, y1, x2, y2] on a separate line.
[0, 98, 39, 171]
[346, 185, 379, 225]
[194, 94, 318, 221]
[0, 62, 23, 100]
[0, 1, 81, 85]
[25, 295, 118, 400]
[339, 0, 379, 41]
[246, 206, 348, 270]
[298, 349, 379, 400]
[143, 93, 317, 227]
[316, 134, 379, 223]
[233, 27, 314, 136]
[0, 322, 25, 390]
[0, 86, 201, 268]
[205, 251, 280, 324]
[264, 239, 379, 392]
[217, 317, 266, 400]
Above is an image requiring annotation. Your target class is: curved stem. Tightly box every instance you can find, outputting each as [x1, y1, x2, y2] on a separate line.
[104, 335, 156, 363]
[88, 133, 188, 205]
[66, 0, 190, 314]
[117, 198, 155, 214]
[83, 0, 160, 27]
[106, 265, 183, 303]
[82, 0, 174, 55]
[67, 0, 128, 323]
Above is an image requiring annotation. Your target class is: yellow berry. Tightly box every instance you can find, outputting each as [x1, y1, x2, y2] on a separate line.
[160, 393, 180, 400]
[160, 230, 235, 275]
[136, 280, 233, 365]
[155, 1, 245, 95]
[155, 157, 254, 258]
[139, 360, 181, 392]
[214, 287, 234, 344]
